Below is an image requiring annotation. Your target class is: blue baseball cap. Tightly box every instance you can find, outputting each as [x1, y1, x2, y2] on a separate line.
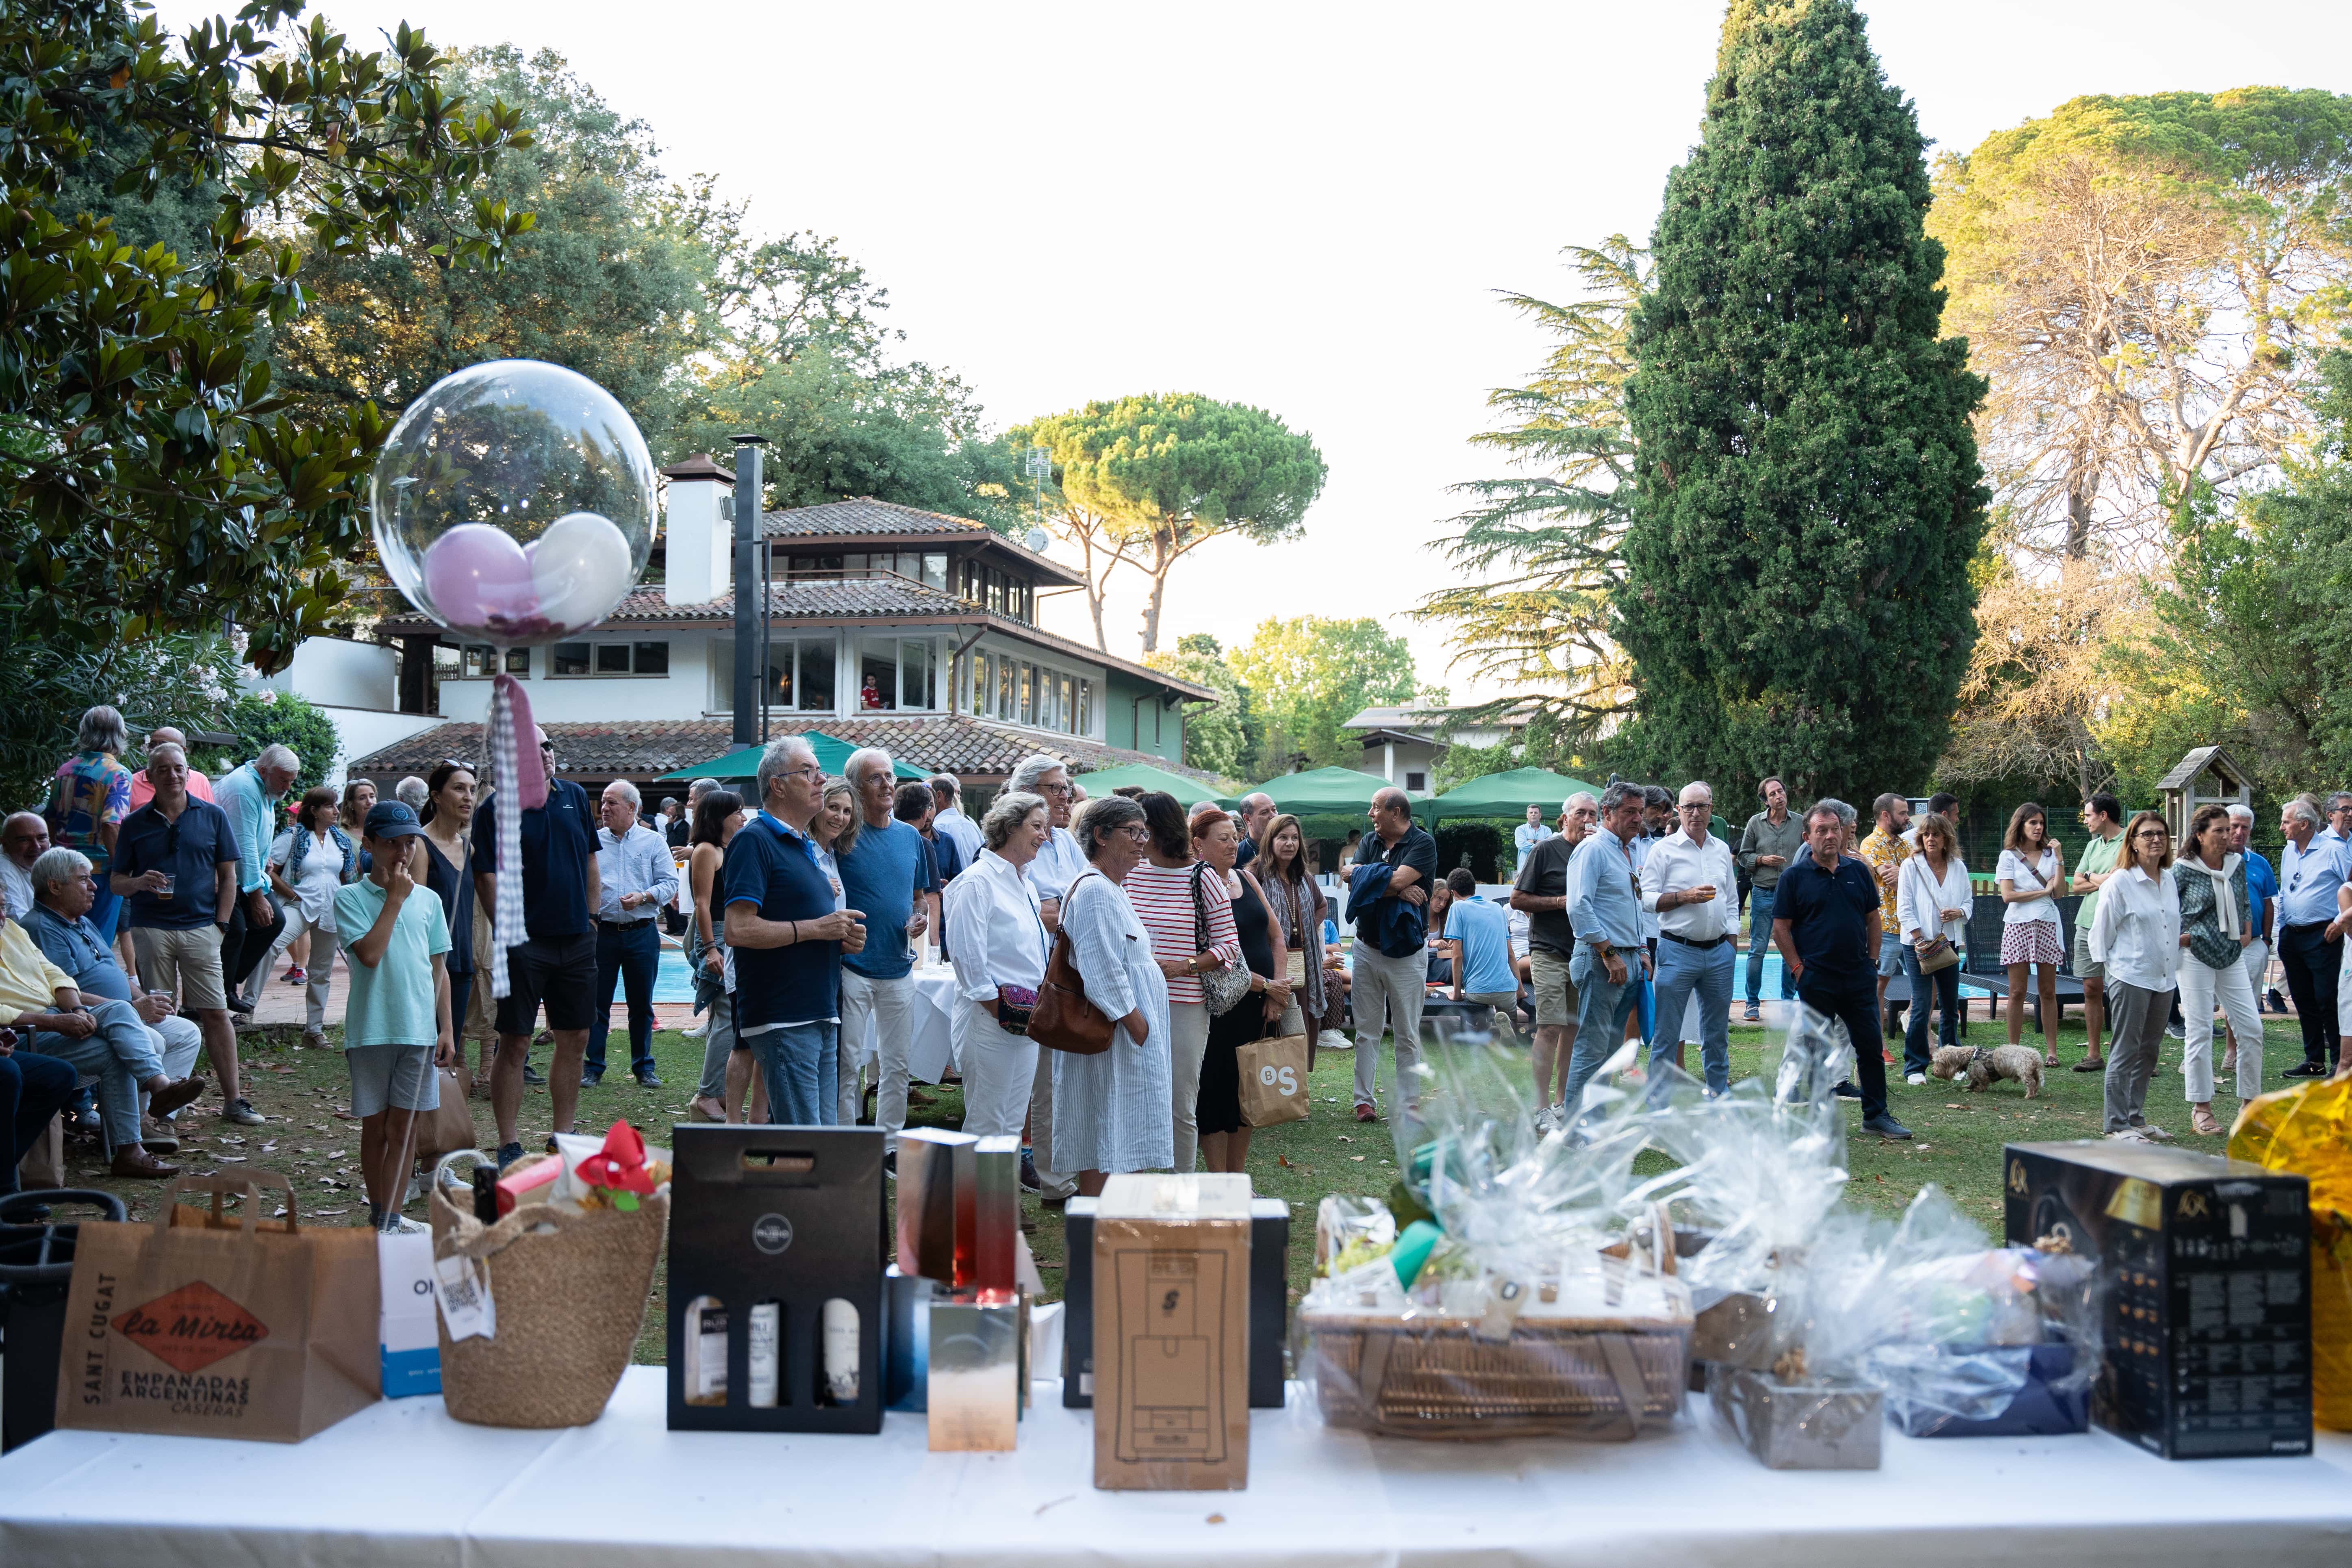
[363, 801, 426, 841]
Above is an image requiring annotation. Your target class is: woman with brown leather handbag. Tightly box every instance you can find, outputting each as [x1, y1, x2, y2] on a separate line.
[1042, 795, 1173, 1195]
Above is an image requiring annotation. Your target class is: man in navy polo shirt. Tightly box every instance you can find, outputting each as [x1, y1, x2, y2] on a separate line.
[473, 727, 600, 1168]
[726, 736, 866, 1127]
[1771, 801, 1911, 1140]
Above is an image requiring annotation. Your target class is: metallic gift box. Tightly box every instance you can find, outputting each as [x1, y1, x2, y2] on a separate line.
[926, 1298, 1023, 1451]
[1708, 1363, 1882, 1470]
[895, 1128, 977, 1289]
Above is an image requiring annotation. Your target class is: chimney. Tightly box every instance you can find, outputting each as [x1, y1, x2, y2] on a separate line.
[658, 454, 734, 606]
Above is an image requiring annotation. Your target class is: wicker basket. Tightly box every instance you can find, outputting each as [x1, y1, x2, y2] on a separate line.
[1300, 1307, 1692, 1440]
[429, 1185, 668, 1428]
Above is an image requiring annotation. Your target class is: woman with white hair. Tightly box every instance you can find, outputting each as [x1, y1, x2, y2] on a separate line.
[1052, 795, 1175, 1191]
[943, 791, 1051, 1136]
[44, 704, 135, 942]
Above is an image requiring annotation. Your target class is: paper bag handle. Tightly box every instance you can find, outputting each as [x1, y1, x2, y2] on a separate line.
[152, 1172, 300, 1238]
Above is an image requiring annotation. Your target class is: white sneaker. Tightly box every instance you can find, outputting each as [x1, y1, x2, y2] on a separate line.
[378, 1214, 428, 1235]
[1318, 1030, 1354, 1051]
[1905, 1072, 1927, 1087]
[2105, 1127, 2150, 1143]
[2134, 1122, 2176, 1143]
[680, 1019, 710, 1039]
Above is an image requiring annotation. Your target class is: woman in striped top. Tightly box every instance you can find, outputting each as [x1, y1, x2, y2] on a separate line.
[1122, 791, 1240, 1173]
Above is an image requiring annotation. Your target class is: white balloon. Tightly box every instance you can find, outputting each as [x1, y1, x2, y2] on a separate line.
[528, 511, 635, 635]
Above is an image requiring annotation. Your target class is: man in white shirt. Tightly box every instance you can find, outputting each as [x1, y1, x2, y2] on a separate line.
[1512, 804, 1551, 875]
[585, 780, 678, 1087]
[2, 811, 49, 920]
[929, 774, 986, 865]
[1640, 782, 1740, 1094]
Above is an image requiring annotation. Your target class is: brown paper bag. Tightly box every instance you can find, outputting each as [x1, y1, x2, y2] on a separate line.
[413, 1063, 478, 1160]
[15, 1110, 63, 1189]
[1236, 1033, 1311, 1127]
[54, 1173, 380, 1442]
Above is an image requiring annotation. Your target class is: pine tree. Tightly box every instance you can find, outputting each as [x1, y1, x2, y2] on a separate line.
[1619, 0, 1988, 804]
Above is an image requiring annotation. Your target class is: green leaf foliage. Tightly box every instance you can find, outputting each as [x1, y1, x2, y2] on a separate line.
[222, 688, 341, 798]
[1619, 0, 1988, 804]
[0, 2, 531, 673]
[1144, 632, 1261, 782]
[1229, 617, 1418, 774]
[0, 630, 241, 811]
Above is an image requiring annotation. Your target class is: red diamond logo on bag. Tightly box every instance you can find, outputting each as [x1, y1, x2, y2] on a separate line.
[112, 1280, 270, 1374]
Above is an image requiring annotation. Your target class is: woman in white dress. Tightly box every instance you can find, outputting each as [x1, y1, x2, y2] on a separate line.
[263, 784, 359, 1048]
[1052, 795, 1174, 1194]
[1996, 801, 2069, 1066]
[943, 792, 1051, 1138]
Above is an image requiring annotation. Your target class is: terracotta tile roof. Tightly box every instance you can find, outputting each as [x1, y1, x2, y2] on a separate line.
[347, 715, 1221, 786]
[762, 498, 986, 538]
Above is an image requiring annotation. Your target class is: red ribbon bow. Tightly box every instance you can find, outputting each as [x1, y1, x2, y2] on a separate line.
[577, 1119, 656, 1195]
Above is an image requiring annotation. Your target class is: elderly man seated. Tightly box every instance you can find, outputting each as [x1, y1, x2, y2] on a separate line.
[7, 847, 206, 1176]
[2, 810, 48, 920]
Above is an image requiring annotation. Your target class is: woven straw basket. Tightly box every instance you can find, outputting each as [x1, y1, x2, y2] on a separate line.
[1301, 1310, 1691, 1440]
[429, 1185, 668, 1427]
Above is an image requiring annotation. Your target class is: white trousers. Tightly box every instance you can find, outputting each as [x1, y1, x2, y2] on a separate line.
[961, 1003, 1036, 1139]
[2180, 956, 2262, 1103]
[836, 969, 915, 1144]
[1168, 1000, 1210, 1174]
[264, 908, 338, 1032]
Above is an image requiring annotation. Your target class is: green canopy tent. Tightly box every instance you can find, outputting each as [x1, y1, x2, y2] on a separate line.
[1419, 767, 1607, 824]
[658, 732, 926, 784]
[1253, 767, 1389, 817]
[1073, 762, 1233, 809]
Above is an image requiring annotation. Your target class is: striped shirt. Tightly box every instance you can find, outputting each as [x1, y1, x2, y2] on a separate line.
[1123, 859, 1240, 1005]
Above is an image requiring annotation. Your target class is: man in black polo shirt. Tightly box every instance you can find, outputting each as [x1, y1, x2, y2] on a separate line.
[473, 728, 600, 1168]
[1510, 791, 1598, 1123]
[1770, 801, 1912, 1140]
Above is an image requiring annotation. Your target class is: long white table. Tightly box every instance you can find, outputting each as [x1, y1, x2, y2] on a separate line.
[4, 1367, 2347, 1566]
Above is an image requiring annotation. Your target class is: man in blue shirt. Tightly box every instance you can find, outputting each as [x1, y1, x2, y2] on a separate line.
[111, 743, 255, 1127]
[1771, 802, 1912, 1139]
[1441, 869, 1519, 1034]
[2276, 798, 2346, 1077]
[1559, 782, 1647, 1124]
[726, 736, 866, 1127]
[212, 744, 300, 1016]
[584, 780, 679, 1088]
[2224, 804, 2279, 1068]
[472, 727, 601, 1168]
[834, 747, 932, 1146]
[898, 781, 960, 961]
[1346, 787, 1441, 1121]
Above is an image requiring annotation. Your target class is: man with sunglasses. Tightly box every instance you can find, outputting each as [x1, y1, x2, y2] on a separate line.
[111, 743, 255, 1126]
[473, 727, 601, 1167]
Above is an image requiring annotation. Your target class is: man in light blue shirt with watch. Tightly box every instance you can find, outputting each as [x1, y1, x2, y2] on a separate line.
[213, 744, 300, 1015]
[1558, 782, 1648, 1127]
[2277, 797, 2347, 1077]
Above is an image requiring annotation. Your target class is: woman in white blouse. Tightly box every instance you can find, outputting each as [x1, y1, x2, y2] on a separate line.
[1051, 795, 1175, 1194]
[2087, 810, 2181, 1143]
[263, 784, 360, 1049]
[1897, 812, 1970, 1085]
[944, 791, 1051, 1138]
[1996, 802, 2069, 1066]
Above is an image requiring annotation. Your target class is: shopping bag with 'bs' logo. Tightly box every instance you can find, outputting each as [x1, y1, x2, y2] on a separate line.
[1236, 1034, 1311, 1127]
[55, 1173, 380, 1442]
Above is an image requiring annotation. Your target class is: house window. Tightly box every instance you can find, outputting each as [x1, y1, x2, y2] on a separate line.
[1019, 664, 1036, 726]
[459, 645, 515, 678]
[553, 641, 667, 677]
[921, 552, 947, 591]
[710, 636, 836, 712]
[1077, 679, 1092, 736]
[851, 637, 938, 712]
[1405, 771, 1427, 793]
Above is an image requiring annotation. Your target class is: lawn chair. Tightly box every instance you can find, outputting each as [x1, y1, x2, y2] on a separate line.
[1965, 893, 2084, 1032]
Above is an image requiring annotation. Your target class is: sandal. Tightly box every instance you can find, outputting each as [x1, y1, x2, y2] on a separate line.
[2043, 1053, 2059, 1069]
[2190, 1106, 2223, 1137]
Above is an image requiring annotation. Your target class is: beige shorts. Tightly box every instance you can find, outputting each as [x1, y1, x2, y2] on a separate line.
[132, 924, 228, 1012]
[2069, 919, 2104, 983]
[1527, 948, 1580, 1028]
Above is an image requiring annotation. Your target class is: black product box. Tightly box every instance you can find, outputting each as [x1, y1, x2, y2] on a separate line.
[667, 1125, 888, 1433]
[1064, 1192, 1288, 1408]
[2002, 1141, 2311, 1459]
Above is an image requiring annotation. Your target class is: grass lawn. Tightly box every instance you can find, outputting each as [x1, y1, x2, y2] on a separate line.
[44, 1008, 2309, 1366]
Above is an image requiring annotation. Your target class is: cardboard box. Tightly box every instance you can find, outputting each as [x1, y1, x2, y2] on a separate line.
[2002, 1140, 2312, 1459]
[376, 1229, 441, 1398]
[665, 1125, 888, 1433]
[1092, 1173, 1251, 1491]
[1065, 1192, 1288, 1411]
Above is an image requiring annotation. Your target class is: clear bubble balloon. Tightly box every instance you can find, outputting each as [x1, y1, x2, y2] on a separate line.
[371, 360, 657, 645]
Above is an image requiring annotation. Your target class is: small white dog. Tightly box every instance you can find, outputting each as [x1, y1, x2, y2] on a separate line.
[1929, 1044, 2045, 1099]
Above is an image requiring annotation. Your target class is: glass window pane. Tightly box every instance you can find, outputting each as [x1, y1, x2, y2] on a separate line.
[900, 640, 933, 710]
[797, 638, 835, 712]
[1078, 680, 1092, 736]
[1019, 664, 1036, 726]
[503, 647, 530, 675]
[767, 641, 793, 708]
[634, 641, 669, 675]
[434, 644, 463, 675]
[923, 553, 947, 590]
[595, 644, 631, 674]
[1058, 673, 1075, 733]
[851, 636, 893, 711]
[552, 643, 590, 676]
[997, 656, 1015, 719]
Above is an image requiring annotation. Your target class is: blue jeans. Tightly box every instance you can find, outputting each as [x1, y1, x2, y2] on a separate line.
[1745, 886, 1795, 1005]
[0, 1052, 78, 1195]
[1904, 953, 1959, 1075]
[586, 920, 660, 1079]
[749, 1021, 838, 1126]
[1649, 936, 1734, 1094]
[1562, 945, 1642, 1120]
[30, 997, 166, 1153]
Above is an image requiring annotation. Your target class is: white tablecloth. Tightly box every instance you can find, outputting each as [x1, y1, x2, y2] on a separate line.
[4, 1367, 2346, 1566]
[843, 962, 960, 1083]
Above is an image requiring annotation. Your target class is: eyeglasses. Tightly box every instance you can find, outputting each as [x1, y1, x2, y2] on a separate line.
[1038, 782, 1073, 797]
[1116, 825, 1151, 843]
[2133, 829, 2170, 841]
[1678, 802, 1711, 813]
[774, 766, 822, 784]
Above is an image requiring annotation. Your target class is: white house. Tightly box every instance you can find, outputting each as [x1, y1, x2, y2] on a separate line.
[340, 459, 1217, 793]
[1342, 703, 1538, 795]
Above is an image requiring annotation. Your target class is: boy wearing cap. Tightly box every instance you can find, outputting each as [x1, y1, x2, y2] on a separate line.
[336, 803, 455, 1233]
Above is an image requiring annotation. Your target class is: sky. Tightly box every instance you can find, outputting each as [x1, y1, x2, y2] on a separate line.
[163, 0, 2352, 696]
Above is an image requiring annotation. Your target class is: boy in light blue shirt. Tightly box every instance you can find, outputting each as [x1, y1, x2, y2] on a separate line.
[334, 803, 454, 1233]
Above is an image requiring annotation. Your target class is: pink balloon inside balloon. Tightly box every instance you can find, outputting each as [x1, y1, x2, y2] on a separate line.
[422, 523, 539, 633]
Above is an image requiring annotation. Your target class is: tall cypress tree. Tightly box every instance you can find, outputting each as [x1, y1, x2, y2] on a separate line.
[1620, 0, 1987, 804]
